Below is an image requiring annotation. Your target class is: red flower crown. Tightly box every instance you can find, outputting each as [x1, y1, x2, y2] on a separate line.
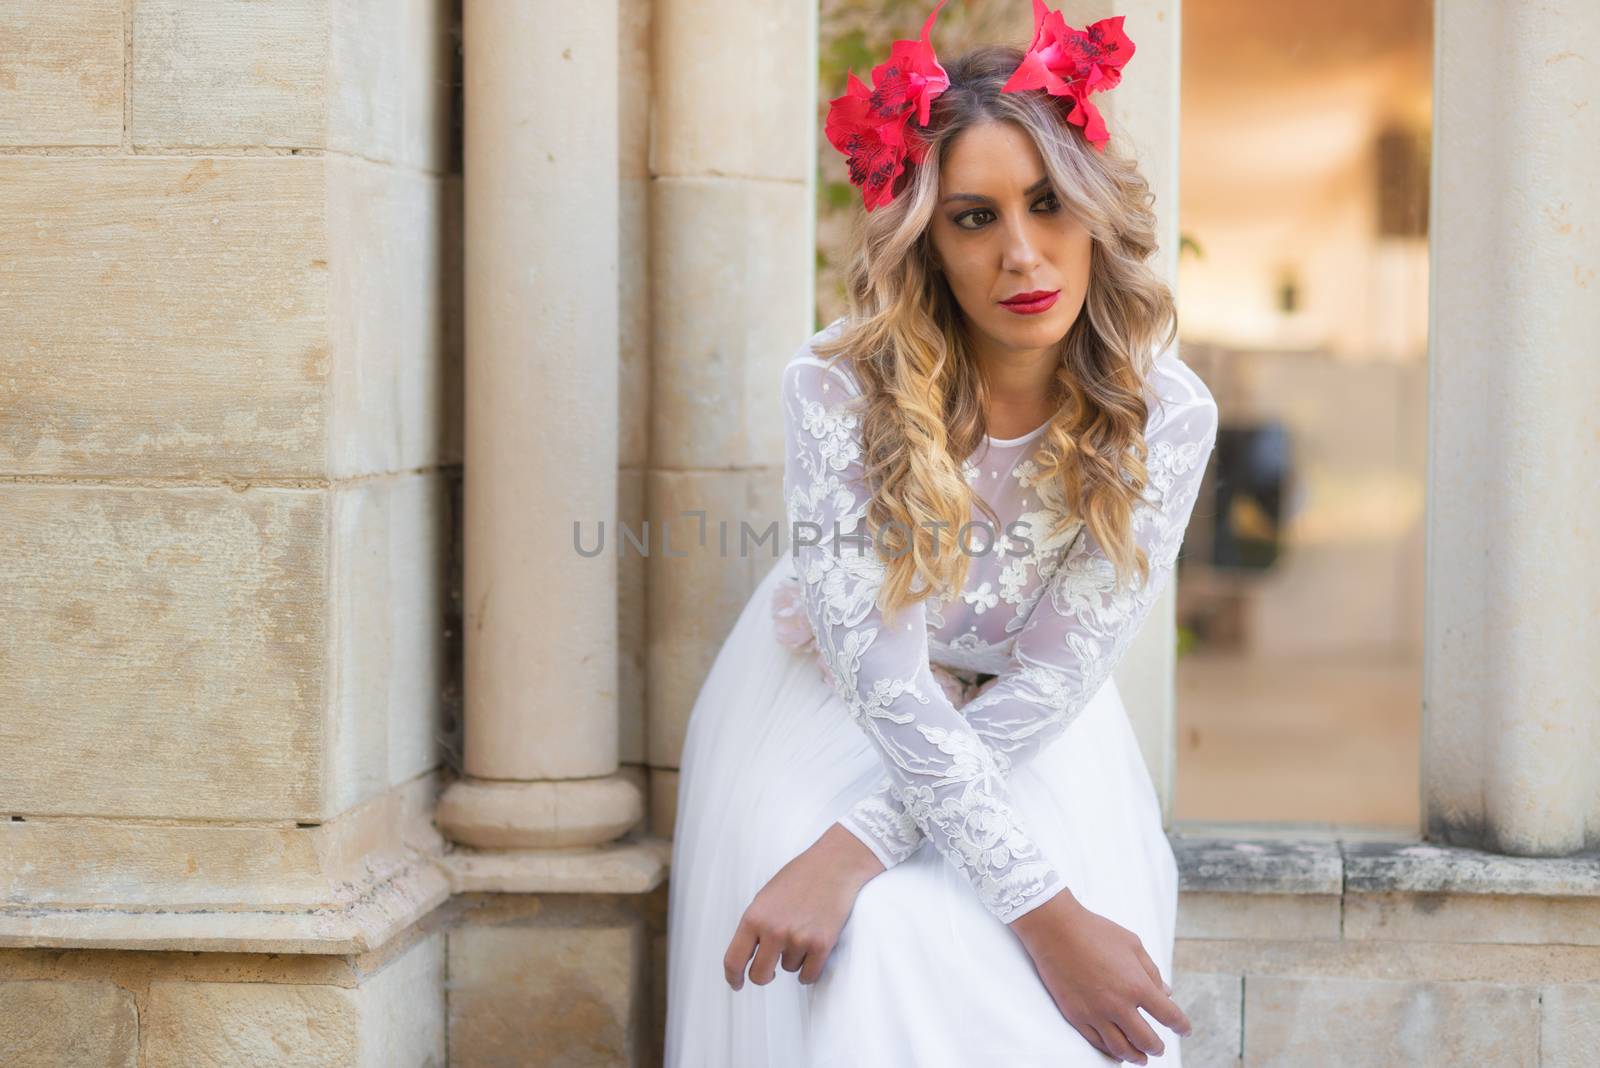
[824, 0, 1135, 212]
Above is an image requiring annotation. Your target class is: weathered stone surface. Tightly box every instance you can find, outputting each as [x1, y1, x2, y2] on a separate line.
[649, 176, 812, 470]
[618, 0, 652, 183]
[0, 475, 446, 823]
[1171, 971, 1240, 1068]
[649, 767, 679, 840]
[325, 157, 449, 480]
[1427, 0, 1600, 859]
[328, 0, 452, 171]
[354, 932, 447, 1068]
[436, 775, 642, 850]
[618, 0, 651, 468]
[0, 155, 449, 479]
[619, 466, 648, 765]
[144, 932, 442, 1066]
[651, 930, 669, 1066]
[132, 0, 328, 148]
[1172, 835, 1343, 895]
[0, 1, 124, 146]
[440, 173, 465, 464]
[144, 978, 360, 1066]
[0, 484, 326, 820]
[1343, 840, 1600, 897]
[1243, 975, 1539, 1067]
[0, 157, 326, 477]
[1541, 982, 1600, 1068]
[651, 0, 813, 181]
[0, 775, 449, 954]
[328, 474, 450, 813]
[1344, 891, 1600, 947]
[0, 979, 137, 1067]
[443, 836, 670, 896]
[645, 468, 787, 768]
[1177, 891, 1342, 942]
[132, 0, 450, 166]
[448, 911, 647, 1067]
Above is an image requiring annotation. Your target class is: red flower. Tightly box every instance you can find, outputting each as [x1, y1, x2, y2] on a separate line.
[1001, 3, 1135, 151]
[824, 0, 951, 211]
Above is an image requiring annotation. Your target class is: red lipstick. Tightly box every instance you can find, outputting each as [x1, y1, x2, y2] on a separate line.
[999, 289, 1059, 315]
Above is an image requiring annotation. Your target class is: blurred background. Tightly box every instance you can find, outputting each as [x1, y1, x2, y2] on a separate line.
[818, 0, 1433, 833]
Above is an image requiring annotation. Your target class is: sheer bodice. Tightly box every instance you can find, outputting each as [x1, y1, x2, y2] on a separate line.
[780, 316, 1219, 925]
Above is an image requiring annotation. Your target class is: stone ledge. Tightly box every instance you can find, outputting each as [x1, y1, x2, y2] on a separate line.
[1171, 826, 1600, 947]
[0, 855, 451, 956]
[1171, 833, 1342, 895]
[1171, 826, 1600, 899]
[0, 773, 451, 955]
[1343, 840, 1600, 897]
[440, 834, 672, 895]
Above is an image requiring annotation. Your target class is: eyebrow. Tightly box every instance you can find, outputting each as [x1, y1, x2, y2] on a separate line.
[941, 175, 1053, 206]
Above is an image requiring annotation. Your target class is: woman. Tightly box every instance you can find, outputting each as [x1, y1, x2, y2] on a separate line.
[665, 5, 1216, 1065]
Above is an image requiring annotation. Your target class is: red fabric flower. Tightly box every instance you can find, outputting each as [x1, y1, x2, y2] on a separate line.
[824, 0, 951, 211]
[1001, 2, 1135, 151]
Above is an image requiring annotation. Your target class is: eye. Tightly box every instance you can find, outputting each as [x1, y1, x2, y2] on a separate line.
[953, 193, 1061, 231]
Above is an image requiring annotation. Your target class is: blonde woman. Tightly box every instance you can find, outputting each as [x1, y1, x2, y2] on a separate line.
[666, 7, 1215, 1065]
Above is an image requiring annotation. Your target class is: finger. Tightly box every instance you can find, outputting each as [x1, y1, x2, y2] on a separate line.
[748, 933, 784, 986]
[1143, 986, 1194, 1039]
[1071, 1020, 1113, 1059]
[1117, 1007, 1166, 1059]
[723, 920, 757, 991]
[797, 943, 832, 985]
[1133, 942, 1166, 994]
[780, 941, 807, 974]
[1098, 1018, 1147, 1065]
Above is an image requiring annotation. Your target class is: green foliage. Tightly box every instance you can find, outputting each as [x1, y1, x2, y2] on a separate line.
[1176, 623, 1198, 658]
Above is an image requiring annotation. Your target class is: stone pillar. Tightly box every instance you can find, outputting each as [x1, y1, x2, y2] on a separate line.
[644, 0, 817, 834]
[1082, 0, 1186, 822]
[438, 0, 645, 854]
[1424, 0, 1600, 854]
[0, 0, 455, 957]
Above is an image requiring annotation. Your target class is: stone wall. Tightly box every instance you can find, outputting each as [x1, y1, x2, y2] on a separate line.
[3, 1, 1595, 1065]
[0, 1, 459, 1062]
[1170, 833, 1600, 1067]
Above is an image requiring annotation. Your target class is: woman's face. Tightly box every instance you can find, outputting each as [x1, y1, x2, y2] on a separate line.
[927, 120, 1093, 358]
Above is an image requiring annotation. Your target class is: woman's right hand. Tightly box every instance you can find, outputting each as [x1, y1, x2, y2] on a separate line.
[1008, 889, 1193, 1064]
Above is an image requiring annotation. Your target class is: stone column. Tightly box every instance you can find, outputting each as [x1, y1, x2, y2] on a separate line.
[1424, 0, 1600, 854]
[644, 0, 817, 835]
[1086, 0, 1186, 822]
[438, 0, 646, 860]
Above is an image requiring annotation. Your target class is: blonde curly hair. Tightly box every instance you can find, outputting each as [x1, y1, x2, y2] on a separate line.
[812, 44, 1179, 625]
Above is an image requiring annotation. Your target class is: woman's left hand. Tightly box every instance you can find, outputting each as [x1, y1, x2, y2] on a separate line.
[723, 823, 885, 989]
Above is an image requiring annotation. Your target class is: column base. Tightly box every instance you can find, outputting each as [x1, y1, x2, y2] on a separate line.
[436, 771, 645, 849]
[441, 833, 670, 894]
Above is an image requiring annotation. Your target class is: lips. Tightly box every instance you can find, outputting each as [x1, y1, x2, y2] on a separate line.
[999, 289, 1060, 315]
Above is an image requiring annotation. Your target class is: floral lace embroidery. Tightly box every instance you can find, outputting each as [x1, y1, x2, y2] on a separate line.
[778, 338, 1219, 924]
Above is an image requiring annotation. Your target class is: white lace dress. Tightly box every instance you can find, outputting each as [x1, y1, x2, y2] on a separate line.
[665, 317, 1218, 1067]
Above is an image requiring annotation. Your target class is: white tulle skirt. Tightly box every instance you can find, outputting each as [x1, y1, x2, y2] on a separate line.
[664, 555, 1182, 1068]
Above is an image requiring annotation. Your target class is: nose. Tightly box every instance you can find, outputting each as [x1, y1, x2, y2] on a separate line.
[999, 214, 1043, 276]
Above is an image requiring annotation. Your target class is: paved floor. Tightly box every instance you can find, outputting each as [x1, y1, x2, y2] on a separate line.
[1171, 647, 1422, 832]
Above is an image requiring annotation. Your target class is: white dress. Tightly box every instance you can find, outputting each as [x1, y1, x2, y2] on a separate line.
[665, 317, 1219, 1067]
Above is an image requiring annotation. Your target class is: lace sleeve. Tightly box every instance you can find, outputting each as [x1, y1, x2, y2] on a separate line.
[838, 352, 1219, 873]
[781, 353, 1070, 925]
